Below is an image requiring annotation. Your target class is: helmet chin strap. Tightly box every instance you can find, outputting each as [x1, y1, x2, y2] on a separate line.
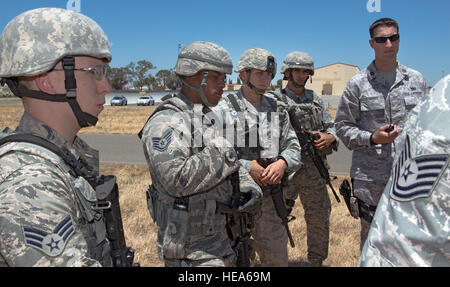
[244, 70, 267, 95]
[61, 57, 98, 128]
[180, 71, 215, 107]
[1, 57, 99, 128]
[288, 70, 309, 88]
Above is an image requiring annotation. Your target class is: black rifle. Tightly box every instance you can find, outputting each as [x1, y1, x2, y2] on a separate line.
[216, 172, 252, 267]
[287, 109, 341, 203]
[97, 175, 139, 267]
[257, 159, 296, 248]
[339, 179, 352, 215]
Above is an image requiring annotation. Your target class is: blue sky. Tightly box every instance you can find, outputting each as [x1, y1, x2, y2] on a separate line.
[2, 0, 449, 86]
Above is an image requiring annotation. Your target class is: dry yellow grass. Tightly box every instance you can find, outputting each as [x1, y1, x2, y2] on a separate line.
[0, 98, 23, 130]
[101, 164, 360, 267]
[0, 97, 156, 134]
[1, 98, 337, 133]
[80, 106, 157, 135]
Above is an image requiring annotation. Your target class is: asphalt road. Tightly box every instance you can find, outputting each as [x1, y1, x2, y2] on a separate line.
[79, 134, 352, 176]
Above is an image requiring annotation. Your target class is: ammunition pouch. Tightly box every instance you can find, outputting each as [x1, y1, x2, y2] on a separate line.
[146, 184, 159, 223]
[357, 199, 377, 223]
[339, 179, 376, 222]
[162, 202, 189, 259]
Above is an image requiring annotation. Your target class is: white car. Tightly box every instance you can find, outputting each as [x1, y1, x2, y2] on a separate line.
[110, 95, 127, 106]
[137, 96, 155, 106]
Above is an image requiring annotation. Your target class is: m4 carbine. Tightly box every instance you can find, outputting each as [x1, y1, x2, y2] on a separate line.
[216, 172, 252, 267]
[257, 158, 296, 248]
[287, 109, 341, 203]
[96, 175, 140, 267]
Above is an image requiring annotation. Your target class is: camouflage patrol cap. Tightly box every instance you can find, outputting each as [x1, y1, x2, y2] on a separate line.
[280, 51, 314, 75]
[174, 41, 232, 76]
[234, 48, 277, 76]
[0, 8, 112, 78]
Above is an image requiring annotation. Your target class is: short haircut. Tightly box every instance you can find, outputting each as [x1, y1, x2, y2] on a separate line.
[369, 18, 399, 38]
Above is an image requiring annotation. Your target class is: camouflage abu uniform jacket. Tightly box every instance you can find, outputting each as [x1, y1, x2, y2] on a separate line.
[140, 93, 261, 264]
[213, 88, 301, 184]
[0, 113, 112, 267]
[335, 61, 427, 184]
[359, 75, 450, 267]
[272, 86, 338, 160]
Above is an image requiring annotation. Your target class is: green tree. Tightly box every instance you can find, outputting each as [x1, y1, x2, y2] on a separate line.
[165, 69, 179, 90]
[126, 60, 156, 91]
[155, 69, 171, 89]
[106, 64, 129, 90]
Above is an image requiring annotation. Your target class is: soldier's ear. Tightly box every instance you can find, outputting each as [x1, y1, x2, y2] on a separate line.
[239, 71, 247, 82]
[184, 71, 203, 88]
[34, 72, 59, 95]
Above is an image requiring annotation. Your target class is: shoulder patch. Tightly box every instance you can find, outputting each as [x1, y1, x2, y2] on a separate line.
[152, 129, 174, 152]
[23, 216, 75, 257]
[390, 135, 449, 201]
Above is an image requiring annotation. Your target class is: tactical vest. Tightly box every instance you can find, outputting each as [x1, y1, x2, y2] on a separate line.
[278, 89, 325, 132]
[0, 129, 112, 266]
[140, 96, 234, 260]
[223, 93, 286, 161]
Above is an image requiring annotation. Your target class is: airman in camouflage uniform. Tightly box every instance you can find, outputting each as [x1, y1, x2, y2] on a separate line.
[272, 51, 338, 267]
[213, 48, 301, 266]
[139, 41, 262, 267]
[335, 18, 427, 250]
[0, 8, 114, 266]
[359, 74, 450, 267]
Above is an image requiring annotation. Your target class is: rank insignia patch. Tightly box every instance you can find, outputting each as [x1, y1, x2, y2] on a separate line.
[152, 129, 174, 152]
[391, 135, 449, 201]
[23, 216, 75, 257]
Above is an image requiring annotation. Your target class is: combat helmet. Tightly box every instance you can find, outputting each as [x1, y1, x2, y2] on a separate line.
[175, 41, 232, 76]
[235, 48, 277, 76]
[235, 48, 276, 94]
[280, 51, 314, 75]
[0, 7, 112, 127]
[175, 41, 232, 107]
[281, 51, 314, 88]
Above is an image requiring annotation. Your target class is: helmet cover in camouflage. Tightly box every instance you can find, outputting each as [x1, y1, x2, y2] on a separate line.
[174, 41, 232, 76]
[280, 51, 314, 75]
[0, 8, 112, 78]
[234, 48, 277, 75]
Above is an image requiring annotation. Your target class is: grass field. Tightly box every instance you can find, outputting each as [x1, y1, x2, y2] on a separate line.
[1, 97, 358, 267]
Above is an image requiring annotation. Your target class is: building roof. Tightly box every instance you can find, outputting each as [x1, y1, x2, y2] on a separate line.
[316, 62, 360, 71]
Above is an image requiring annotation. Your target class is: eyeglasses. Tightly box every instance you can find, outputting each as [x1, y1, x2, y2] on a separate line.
[52, 65, 108, 81]
[371, 34, 400, 43]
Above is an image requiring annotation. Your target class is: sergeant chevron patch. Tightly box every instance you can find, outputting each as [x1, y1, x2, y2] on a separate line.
[390, 135, 449, 201]
[22, 216, 75, 257]
[152, 128, 174, 152]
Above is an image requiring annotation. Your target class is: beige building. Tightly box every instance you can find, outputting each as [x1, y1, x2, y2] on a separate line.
[283, 62, 360, 96]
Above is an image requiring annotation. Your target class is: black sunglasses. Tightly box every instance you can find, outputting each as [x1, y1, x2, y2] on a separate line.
[372, 34, 400, 43]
